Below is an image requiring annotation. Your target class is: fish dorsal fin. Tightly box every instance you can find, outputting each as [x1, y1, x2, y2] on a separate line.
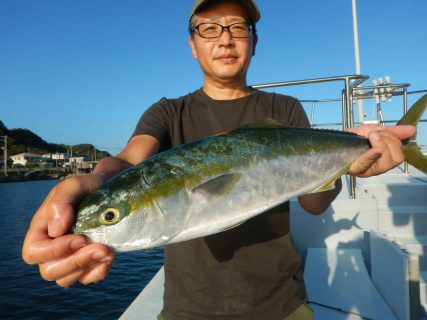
[191, 173, 243, 203]
[238, 118, 285, 130]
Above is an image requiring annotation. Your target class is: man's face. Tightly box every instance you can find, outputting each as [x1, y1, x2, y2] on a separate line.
[189, 1, 257, 85]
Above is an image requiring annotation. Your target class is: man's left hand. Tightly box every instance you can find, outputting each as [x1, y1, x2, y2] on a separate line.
[347, 124, 416, 177]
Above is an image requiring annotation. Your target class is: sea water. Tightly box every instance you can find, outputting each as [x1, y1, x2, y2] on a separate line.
[0, 180, 163, 320]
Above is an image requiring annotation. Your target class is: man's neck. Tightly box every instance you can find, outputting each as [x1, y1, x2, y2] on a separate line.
[202, 80, 252, 100]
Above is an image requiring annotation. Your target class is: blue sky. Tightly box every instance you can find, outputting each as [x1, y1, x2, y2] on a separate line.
[1, 0, 426, 155]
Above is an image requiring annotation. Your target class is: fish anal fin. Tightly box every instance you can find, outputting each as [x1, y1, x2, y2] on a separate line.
[309, 167, 347, 194]
[310, 178, 339, 193]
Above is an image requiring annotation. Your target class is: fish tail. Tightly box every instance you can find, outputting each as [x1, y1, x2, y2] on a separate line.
[397, 94, 427, 173]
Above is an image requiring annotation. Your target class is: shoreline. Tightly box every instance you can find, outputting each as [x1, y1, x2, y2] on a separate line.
[0, 175, 61, 183]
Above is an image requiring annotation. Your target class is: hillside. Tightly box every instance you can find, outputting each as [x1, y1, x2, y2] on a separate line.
[0, 120, 111, 159]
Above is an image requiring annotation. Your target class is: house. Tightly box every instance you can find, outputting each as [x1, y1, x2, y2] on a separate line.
[41, 153, 70, 167]
[64, 156, 90, 169]
[68, 156, 87, 164]
[64, 157, 97, 174]
[10, 153, 43, 166]
[42, 153, 70, 161]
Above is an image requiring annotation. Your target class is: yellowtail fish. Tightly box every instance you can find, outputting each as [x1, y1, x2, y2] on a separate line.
[73, 94, 427, 251]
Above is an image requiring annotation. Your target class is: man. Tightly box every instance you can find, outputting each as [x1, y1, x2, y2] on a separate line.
[22, 1, 415, 319]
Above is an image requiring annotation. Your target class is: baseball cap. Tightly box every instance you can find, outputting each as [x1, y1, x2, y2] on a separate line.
[189, 0, 260, 23]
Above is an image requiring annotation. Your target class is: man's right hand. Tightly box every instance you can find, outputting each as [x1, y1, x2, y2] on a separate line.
[21, 135, 160, 288]
[22, 173, 115, 288]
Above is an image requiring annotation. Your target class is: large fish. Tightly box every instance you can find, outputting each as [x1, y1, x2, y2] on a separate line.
[73, 94, 427, 251]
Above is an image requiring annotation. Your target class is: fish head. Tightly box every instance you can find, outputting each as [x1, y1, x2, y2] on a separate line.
[72, 183, 159, 251]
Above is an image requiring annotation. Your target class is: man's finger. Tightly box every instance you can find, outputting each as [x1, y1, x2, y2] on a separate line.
[380, 125, 416, 141]
[39, 244, 114, 281]
[56, 260, 113, 288]
[55, 267, 88, 288]
[47, 176, 104, 237]
[22, 234, 88, 265]
[78, 261, 114, 285]
[348, 124, 415, 140]
[369, 130, 405, 167]
[348, 147, 382, 177]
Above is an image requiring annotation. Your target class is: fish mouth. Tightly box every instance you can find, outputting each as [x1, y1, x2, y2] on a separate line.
[74, 228, 109, 246]
[71, 224, 83, 235]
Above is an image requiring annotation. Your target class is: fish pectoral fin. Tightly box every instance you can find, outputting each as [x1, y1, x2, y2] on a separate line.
[191, 173, 243, 203]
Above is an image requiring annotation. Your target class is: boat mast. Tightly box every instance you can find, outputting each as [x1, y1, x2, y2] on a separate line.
[352, 0, 365, 123]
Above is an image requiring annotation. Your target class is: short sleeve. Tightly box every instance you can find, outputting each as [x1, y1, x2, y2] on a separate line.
[131, 98, 171, 148]
[269, 92, 310, 128]
[286, 96, 310, 128]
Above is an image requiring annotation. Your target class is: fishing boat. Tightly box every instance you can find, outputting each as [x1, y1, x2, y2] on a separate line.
[119, 74, 427, 320]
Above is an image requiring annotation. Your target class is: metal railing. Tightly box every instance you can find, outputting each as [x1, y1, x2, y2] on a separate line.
[253, 75, 369, 199]
[252, 75, 427, 199]
[253, 74, 368, 129]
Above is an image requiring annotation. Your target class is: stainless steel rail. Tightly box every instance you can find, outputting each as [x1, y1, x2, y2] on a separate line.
[252, 75, 368, 90]
[311, 119, 427, 128]
[252, 75, 369, 199]
[251, 75, 426, 199]
[253, 75, 369, 132]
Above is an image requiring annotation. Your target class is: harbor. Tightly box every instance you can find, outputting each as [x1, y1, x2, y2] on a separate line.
[0, 163, 96, 183]
[0, 143, 107, 183]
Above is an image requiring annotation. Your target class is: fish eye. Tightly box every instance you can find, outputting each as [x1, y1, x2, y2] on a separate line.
[99, 208, 121, 225]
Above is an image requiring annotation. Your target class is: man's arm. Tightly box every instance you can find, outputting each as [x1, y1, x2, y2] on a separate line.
[298, 179, 342, 215]
[297, 124, 416, 215]
[22, 135, 159, 288]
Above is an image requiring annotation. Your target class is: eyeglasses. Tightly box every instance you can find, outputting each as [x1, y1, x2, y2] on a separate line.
[192, 22, 254, 39]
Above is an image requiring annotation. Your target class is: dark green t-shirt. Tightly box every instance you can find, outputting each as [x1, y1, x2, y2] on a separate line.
[132, 88, 310, 320]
